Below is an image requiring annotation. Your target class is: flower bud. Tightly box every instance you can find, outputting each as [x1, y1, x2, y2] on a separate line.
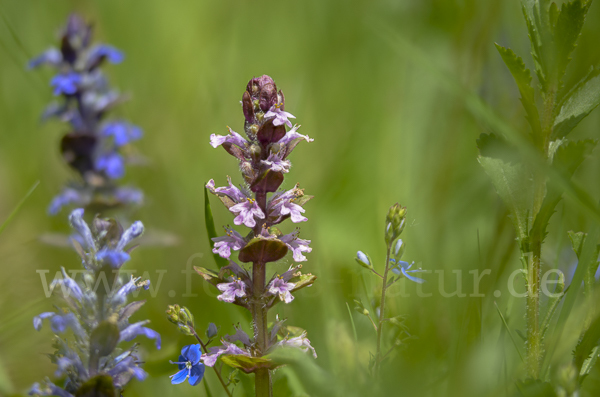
[177, 324, 194, 336]
[206, 322, 218, 338]
[355, 251, 372, 269]
[178, 306, 194, 327]
[249, 144, 261, 163]
[385, 203, 407, 241]
[166, 304, 180, 324]
[393, 239, 405, 259]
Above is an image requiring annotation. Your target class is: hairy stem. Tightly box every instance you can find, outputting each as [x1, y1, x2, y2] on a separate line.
[192, 329, 232, 397]
[526, 86, 556, 378]
[252, 261, 271, 397]
[375, 243, 392, 377]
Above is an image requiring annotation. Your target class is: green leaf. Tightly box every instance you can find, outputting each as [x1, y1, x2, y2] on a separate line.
[478, 156, 533, 241]
[581, 357, 600, 395]
[238, 236, 288, 263]
[552, 0, 590, 84]
[530, 139, 596, 243]
[515, 379, 557, 397]
[575, 314, 600, 373]
[204, 185, 228, 269]
[220, 354, 281, 374]
[521, 0, 548, 91]
[554, 69, 600, 139]
[75, 375, 116, 397]
[495, 44, 542, 138]
[0, 180, 39, 237]
[194, 266, 224, 287]
[88, 321, 120, 375]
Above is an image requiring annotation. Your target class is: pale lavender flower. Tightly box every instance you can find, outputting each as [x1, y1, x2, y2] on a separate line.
[230, 199, 265, 228]
[280, 231, 312, 262]
[216, 279, 247, 303]
[277, 125, 313, 146]
[206, 178, 247, 202]
[270, 190, 307, 223]
[268, 277, 296, 303]
[275, 331, 317, 358]
[201, 341, 250, 367]
[212, 227, 245, 259]
[210, 127, 248, 149]
[265, 104, 295, 128]
[262, 153, 291, 173]
[28, 48, 62, 68]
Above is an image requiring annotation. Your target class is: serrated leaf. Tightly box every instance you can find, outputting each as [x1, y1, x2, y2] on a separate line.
[554, 70, 600, 139]
[204, 186, 228, 269]
[574, 314, 600, 372]
[530, 139, 596, 243]
[220, 354, 281, 374]
[479, 156, 533, 241]
[553, 0, 590, 84]
[495, 44, 542, 138]
[521, 0, 548, 91]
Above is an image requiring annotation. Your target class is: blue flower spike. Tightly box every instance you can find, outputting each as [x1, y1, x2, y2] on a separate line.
[170, 344, 205, 386]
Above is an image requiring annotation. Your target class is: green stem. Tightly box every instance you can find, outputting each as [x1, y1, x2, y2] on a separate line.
[525, 86, 556, 378]
[374, 243, 392, 377]
[252, 260, 271, 397]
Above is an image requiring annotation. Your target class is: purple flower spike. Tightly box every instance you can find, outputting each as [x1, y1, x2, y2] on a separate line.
[210, 127, 248, 149]
[268, 277, 296, 303]
[102, 121, 143, 147]
[280, 231, 312, 262]
[265, 104, 295, 128]
[262, 153, 291, 173]
[216, 279, 246, 303]
[230, 199, 265, 228]
[212, 227, 245, 259]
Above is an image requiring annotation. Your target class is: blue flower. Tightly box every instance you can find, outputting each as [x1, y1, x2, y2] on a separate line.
[28, 48, 62, 69]
[96, 152, 125, 179]
[50, 72, 81, 96]
[391, 259, 426, 284]
[170, 344, 205, 386]
[87, 44, 124, 67]
[119, 321, 161, 349]
[96, 249, 130, 268]
[102, 121, 143, 146]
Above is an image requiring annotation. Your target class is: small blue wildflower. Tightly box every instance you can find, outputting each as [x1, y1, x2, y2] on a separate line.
[48, 188, 87, 215]
[391, 259, 426, 284]
[170, 344, 205, 386]
[102, 121, 143, 146]
[50, 72, 81, 96]
[96, 152, 125, 179]
[356, 251, 370, 267]
[119, 321, 161, 349]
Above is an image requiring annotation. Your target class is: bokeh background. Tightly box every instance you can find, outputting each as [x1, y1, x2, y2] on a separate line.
[1, 0, 600, 396]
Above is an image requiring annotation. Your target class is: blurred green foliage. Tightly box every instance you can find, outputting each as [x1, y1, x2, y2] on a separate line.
[1, 0, 600, 396]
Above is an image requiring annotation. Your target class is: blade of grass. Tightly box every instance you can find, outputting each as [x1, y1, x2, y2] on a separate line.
[204, 185, 228, 269]
[0, 180, 39, 236]
[346, 301, 358, 343]
[494, 301, 525, 363]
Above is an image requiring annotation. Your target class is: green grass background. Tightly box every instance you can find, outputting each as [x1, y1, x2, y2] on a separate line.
[1, 0, 600, 396]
